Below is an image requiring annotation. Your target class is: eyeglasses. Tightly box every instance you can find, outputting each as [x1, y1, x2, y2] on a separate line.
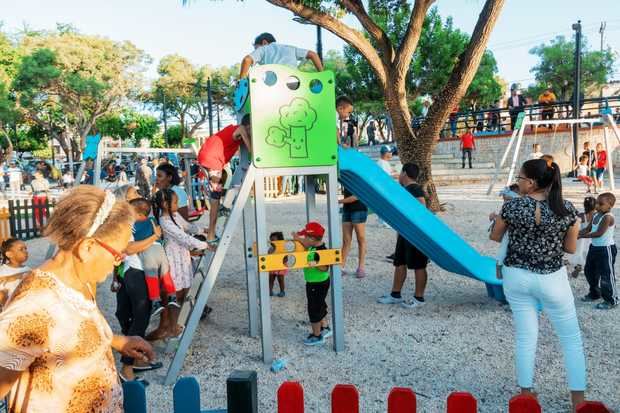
[94, 238, 125, 265]
[516, 176, 531, 182]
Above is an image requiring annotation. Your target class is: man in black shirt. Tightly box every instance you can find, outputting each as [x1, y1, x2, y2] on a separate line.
[377, 163, 430, 308]
[339, 186, 368, 278]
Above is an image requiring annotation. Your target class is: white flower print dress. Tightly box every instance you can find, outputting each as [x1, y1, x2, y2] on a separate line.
[159, 212, 208, 290]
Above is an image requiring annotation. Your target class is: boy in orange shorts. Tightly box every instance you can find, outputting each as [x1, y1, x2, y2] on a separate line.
[197, 114, 252, 245]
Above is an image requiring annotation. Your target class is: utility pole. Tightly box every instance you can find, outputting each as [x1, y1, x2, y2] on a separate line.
[599, 21, 606, 99]
[161, 89, 168, 146]
[207, 78, 213, 136]
[216, 104, 221, 130]
[572, 20, 582, 166]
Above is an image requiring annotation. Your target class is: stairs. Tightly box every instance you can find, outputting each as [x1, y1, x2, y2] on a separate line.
[356, 146, 503, 185]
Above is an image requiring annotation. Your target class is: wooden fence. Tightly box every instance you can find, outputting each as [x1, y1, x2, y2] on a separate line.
[122, 375, 612, 413]
[0, 208, 10, 243]
[7, 198, 56, 240]
[277, 381, 611, 413]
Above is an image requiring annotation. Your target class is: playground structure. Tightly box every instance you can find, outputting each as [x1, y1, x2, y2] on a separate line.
[161, 64, 505, 385]
[163, 64, 345, 384]
[487, 111, 620, 195]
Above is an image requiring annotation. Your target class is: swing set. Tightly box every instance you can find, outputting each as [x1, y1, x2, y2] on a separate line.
[487, 112, 620, 195]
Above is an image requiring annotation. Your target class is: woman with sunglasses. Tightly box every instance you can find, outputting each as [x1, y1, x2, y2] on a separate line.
[0, 186, 154, 412]
[490, 159, 586, 411]
[112, 185, 164, 383]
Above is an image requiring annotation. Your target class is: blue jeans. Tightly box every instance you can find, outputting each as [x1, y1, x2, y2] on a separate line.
[503, 266, 586, 391]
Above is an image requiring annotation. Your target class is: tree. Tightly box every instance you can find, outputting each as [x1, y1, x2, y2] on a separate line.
[96, 109, 160, 144]
[528, 35, 616, 101]
[148, 55, 237, 140]
[12, 30, 149, 159]
[186, 0, 506, 207]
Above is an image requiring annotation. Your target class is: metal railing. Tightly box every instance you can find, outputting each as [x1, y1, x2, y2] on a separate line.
[428, 96, 620, 139]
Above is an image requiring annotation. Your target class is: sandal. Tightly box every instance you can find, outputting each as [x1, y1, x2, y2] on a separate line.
[166, 324, 185, 340]
[132, 361, 163, 372]
[145, 328, 168, 342]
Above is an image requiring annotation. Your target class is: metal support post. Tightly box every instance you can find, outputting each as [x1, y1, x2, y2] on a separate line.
[506, 120, 527, 186]
[253, 169, 273, 363]
[486, 127, 520, 195]
[305, 175, 316, 223]
[603, 127, 615, 191]
[93, 144, 104, 187]
[326, 168, 344, 352]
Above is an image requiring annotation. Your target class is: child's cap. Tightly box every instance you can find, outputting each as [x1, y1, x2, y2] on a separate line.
[380, 145, 391, 155]
[297, 221, 325, 238]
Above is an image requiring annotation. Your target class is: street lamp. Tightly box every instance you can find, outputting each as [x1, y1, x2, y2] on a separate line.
[571, 20, 582, 166]
[292, 17, 323, 61]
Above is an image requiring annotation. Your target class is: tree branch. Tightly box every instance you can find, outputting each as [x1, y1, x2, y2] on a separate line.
[394, 0, 435, 83]
[265, 0, 387, 87]
[340, 0, 394, 63]
[420, 0, 505, 142]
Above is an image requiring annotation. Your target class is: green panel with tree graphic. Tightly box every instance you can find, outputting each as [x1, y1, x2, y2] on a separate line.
[248, 65, 337, 168]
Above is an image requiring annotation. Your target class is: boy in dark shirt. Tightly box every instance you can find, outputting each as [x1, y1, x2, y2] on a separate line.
[377, 163, 430, 308]
[293, 222, 333, 346]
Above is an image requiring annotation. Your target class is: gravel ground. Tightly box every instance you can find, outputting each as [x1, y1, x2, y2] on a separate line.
[26, 182, 620, 413]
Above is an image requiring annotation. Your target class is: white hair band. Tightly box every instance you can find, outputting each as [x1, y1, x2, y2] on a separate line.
[86, 191, 116, 237]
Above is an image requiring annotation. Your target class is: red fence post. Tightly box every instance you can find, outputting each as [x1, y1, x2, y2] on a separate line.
[446, 392, 477, 413]
[576, 401, 611, 413]
[277, 381, 304, 413]
[387, 387, 416, 413]
[332, 384, 359, 413]
[509, 395, 541, 413]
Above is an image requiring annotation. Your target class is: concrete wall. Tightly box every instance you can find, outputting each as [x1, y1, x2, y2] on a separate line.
[433, 125, 620, 173]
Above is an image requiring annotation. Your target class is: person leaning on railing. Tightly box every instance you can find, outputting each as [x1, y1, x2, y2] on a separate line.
[538, 88, 557, 127]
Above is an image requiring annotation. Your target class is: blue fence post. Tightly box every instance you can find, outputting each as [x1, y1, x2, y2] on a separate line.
[122, 381, 147, 413]
[174, 376, 202, 413]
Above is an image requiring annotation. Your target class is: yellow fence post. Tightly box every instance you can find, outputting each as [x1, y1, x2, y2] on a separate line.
[0, 208, 10, 243]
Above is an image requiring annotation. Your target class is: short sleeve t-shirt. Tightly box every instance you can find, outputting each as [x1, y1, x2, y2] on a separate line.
[460, 133, 475, 149]
[405, 183, 425, 199]
[197, 125, 241, 170]
[172, 185, 189, 208]
[0, 271, 123, 413]
[596, 151, 607, 169]
[250, 43, 309, 68]
[303, 244, 329, 283]
[501, 197, 578, 274]
[377, 159, 395, 175]
[342, 187, 367, 213]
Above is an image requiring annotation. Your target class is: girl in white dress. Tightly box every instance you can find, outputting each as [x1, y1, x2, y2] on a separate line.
[153, 188, 208, 337]
[567, 197, 596, 278]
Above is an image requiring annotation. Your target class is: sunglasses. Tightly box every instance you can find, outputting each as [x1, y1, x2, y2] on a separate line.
[94, 238, 126, 265]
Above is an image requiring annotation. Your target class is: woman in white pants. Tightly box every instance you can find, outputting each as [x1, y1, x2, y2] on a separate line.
[490, 158, 585, 411]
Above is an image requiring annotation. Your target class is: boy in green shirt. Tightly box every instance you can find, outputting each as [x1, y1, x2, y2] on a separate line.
[293, 222, 333, 346]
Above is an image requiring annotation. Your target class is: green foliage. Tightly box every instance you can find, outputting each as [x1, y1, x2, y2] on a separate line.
[148, 54, 237, 137]
[528, 35, 616, 101]
[342, 7, 502, 112]
[164, 124, 185, 147]
[11, 30, 149, 157]
[11, 124, 47, 152]
[96, 109, 160, 143]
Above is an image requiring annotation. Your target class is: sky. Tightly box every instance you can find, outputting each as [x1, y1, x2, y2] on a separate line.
[2, 0, 620, 89]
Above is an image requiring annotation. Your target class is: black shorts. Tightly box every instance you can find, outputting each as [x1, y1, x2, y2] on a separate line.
[393, 234, 429, 270]
[306, 279, 330, 323]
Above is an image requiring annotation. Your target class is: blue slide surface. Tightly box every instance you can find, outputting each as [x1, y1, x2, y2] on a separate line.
[338, 147, 502, 290]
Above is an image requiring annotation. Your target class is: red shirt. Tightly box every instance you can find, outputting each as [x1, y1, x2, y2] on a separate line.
[197, 125, 241, 170]
[460, 132, 475, 149]
[596, 150, 607, 169]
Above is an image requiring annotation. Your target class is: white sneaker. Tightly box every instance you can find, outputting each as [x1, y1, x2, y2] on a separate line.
[377, 294, 404, 304]
[401, 297, 425, 309]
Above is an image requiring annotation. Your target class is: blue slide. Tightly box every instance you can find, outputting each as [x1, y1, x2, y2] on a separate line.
[338, 147, 504, 300]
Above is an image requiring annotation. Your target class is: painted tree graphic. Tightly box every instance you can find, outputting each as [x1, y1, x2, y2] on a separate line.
[266, 97, 317, 159]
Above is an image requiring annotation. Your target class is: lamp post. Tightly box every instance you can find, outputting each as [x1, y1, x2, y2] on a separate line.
[207, 78, 213, 136]
[572, 20, 582, 166]
[293, 17, 323, 61]
[159, 88, 169, 146]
